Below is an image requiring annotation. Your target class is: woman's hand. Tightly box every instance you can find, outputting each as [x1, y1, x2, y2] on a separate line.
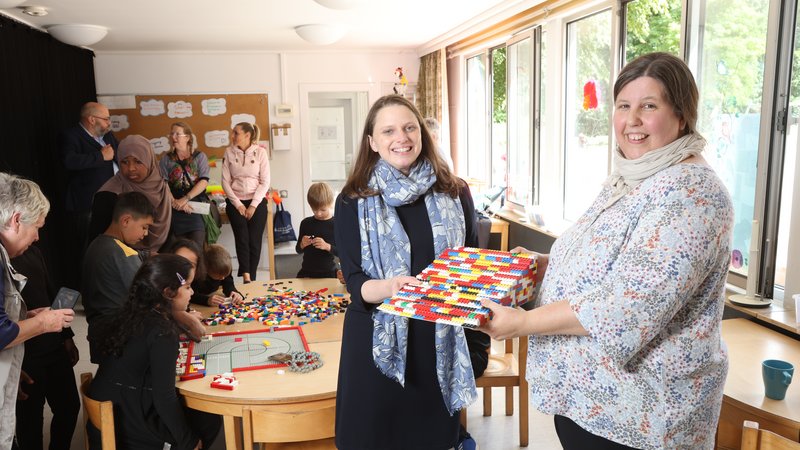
[245, 205, 257, 220]
[360, 275, 419, 304]
[173, 196, 189, 210]
[388, 275, 419, 297]
[477, 299, 530, 340]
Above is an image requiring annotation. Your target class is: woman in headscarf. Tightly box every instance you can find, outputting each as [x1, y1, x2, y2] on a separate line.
[88, 135, 172, 254]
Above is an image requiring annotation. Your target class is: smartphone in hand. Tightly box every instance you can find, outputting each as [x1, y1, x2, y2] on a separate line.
[51, 287, 80, 310]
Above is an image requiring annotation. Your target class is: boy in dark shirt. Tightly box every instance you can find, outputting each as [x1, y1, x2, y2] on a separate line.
[12, 245, 80, 450]
[190, 244, 243, 306]
[82, 192, 154, 363]
[295, 182, 338, 278]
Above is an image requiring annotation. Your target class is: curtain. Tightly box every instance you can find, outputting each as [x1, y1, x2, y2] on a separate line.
[416, 49, 443, 121]
[0, 14, 98, 285]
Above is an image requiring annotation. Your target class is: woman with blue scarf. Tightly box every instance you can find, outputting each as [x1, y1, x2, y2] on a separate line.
[334, 95, 489, 449]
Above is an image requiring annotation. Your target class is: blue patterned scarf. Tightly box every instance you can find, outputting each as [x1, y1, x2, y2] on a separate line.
[358, 158, 477, 415]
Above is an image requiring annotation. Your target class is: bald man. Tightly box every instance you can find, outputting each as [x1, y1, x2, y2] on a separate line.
[59, 102, 119, 287]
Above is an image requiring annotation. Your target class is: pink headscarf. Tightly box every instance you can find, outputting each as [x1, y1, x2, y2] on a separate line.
[98, 135, 171, 252]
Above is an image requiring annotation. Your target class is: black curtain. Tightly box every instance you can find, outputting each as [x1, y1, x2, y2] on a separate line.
[0, 14, 98, 286]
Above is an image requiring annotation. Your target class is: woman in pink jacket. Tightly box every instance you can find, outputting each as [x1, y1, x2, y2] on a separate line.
[221, 122, 270, 283]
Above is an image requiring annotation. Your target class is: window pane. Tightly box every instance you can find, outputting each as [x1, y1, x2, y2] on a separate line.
[624, 0, 681, 62]
[507, 37, 533, 206]
[774, 4, 800, 290]
[491, 48, 508, 188]
[466, 54, 488, 182]
[693, 0, 769, 276]
[564, 10, 613, 221]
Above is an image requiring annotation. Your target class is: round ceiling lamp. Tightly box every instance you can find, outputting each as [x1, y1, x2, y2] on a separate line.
[312, 0, 364, 9]
[47, 24, 108, 47]
[294, 24, 346, 45]
[0, 0, 26, 8]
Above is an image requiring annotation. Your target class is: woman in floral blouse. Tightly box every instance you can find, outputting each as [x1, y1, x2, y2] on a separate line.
[480, 52, 733, 450]
[159, 122, 210, 250]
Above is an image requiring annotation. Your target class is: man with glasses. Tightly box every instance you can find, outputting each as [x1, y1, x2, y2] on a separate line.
[59, 102, 120, 289]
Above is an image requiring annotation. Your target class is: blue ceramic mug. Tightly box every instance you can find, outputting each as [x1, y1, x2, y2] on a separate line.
[762, 359, 794, 400]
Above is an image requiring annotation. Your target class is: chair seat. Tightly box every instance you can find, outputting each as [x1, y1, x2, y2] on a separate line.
[475, 353, 519, 387]
[263, 437, 336, 450]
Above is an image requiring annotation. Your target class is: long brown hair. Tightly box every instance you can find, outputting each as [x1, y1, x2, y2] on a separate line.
[614, 52, 698, 136]
[341, 95, 461, 199]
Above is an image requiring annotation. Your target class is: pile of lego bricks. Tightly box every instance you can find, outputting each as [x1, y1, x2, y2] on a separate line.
[202, 283, 349, 327]
[377, 247, 537, 328]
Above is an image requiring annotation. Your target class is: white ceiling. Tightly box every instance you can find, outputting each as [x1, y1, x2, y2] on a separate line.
[1, 0, 527, 53]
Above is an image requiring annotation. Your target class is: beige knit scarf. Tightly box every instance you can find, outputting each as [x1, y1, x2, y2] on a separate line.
[603, 133, 706, 209]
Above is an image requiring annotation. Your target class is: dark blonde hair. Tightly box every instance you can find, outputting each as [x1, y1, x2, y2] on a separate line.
[204, 244, 232, 278]
[614, 52, 698, 136]
[341, 95, 461, 199]
[169, 122, 195, 155]
[307, 182, 335, 211]
[235, 122, 260, 147]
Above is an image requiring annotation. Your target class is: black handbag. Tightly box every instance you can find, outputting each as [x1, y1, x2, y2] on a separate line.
[273, 202, 297, 243]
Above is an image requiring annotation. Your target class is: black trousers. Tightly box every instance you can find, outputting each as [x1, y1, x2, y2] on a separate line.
[226, 199, 268, 279]
[62, 210, 91, 290]
[554, 415, 641, 450]
[16, 349, 80, 450]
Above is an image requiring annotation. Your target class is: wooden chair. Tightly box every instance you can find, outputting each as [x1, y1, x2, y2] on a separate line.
[242, 398, 336, 450]
[741, 420, 800, 449]
[79, 372, 116, 450]
[461, 335, 529, 447]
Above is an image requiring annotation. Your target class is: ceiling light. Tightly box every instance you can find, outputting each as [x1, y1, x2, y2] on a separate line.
[312, 0, 364, 9]
[0, 0, 25, 8]
[22, 6, 48, 16]
[47, 24, 108, 47]
[294, 24, 346, 46]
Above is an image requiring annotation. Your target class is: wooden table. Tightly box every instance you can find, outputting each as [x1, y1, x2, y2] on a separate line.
[177, 278, 348, 450]
[717, 319, 800, 448]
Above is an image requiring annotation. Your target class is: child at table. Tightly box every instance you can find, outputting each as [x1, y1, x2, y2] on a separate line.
[295, 182, 338, 278]
[190, 244, 244, 306]
[87, 254, 221, 450]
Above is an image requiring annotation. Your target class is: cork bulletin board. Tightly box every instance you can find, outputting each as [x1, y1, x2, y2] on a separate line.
[100, 93, 270, 160]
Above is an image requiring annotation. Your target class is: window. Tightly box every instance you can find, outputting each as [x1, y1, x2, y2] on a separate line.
[623, 0, 681, 62]
[466, 54, 489, 182]
[506, 34, 534, 206]
[687, 0, 770, 278]
[563, 10, 613, 221]
[491, 47, 508, 188]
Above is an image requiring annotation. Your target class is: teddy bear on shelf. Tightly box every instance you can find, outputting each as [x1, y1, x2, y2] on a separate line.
[393, 66, 408, 97]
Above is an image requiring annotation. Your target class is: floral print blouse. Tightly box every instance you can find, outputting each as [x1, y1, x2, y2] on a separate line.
[528, 163, 733, 449]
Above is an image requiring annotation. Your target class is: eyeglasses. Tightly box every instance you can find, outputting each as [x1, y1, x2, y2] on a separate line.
[169, 132, 188, 137]
[92, 115, 111, 122]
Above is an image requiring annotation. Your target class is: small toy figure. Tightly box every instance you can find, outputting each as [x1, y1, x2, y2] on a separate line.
[393, 67, 408, 97]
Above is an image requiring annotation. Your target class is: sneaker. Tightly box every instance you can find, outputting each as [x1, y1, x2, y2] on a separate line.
[457, 434, 478, 450]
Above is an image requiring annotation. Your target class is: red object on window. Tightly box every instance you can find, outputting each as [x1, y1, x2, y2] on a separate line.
[583, 80, 598, 110]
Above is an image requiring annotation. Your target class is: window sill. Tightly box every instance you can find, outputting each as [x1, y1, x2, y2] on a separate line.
[725, 294, 800, 335]
[493, 207, 561, 239]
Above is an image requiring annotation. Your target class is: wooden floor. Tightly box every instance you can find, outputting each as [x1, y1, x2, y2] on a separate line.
[56, 263, 561, 450]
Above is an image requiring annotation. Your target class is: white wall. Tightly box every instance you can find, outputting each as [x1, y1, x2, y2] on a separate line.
[94, 50, 419, 269]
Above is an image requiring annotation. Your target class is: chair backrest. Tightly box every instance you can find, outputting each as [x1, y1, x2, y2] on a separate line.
[80, 372, 116, 450]
[243, 398, 335, 444]
[741, 420, 800, 450]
